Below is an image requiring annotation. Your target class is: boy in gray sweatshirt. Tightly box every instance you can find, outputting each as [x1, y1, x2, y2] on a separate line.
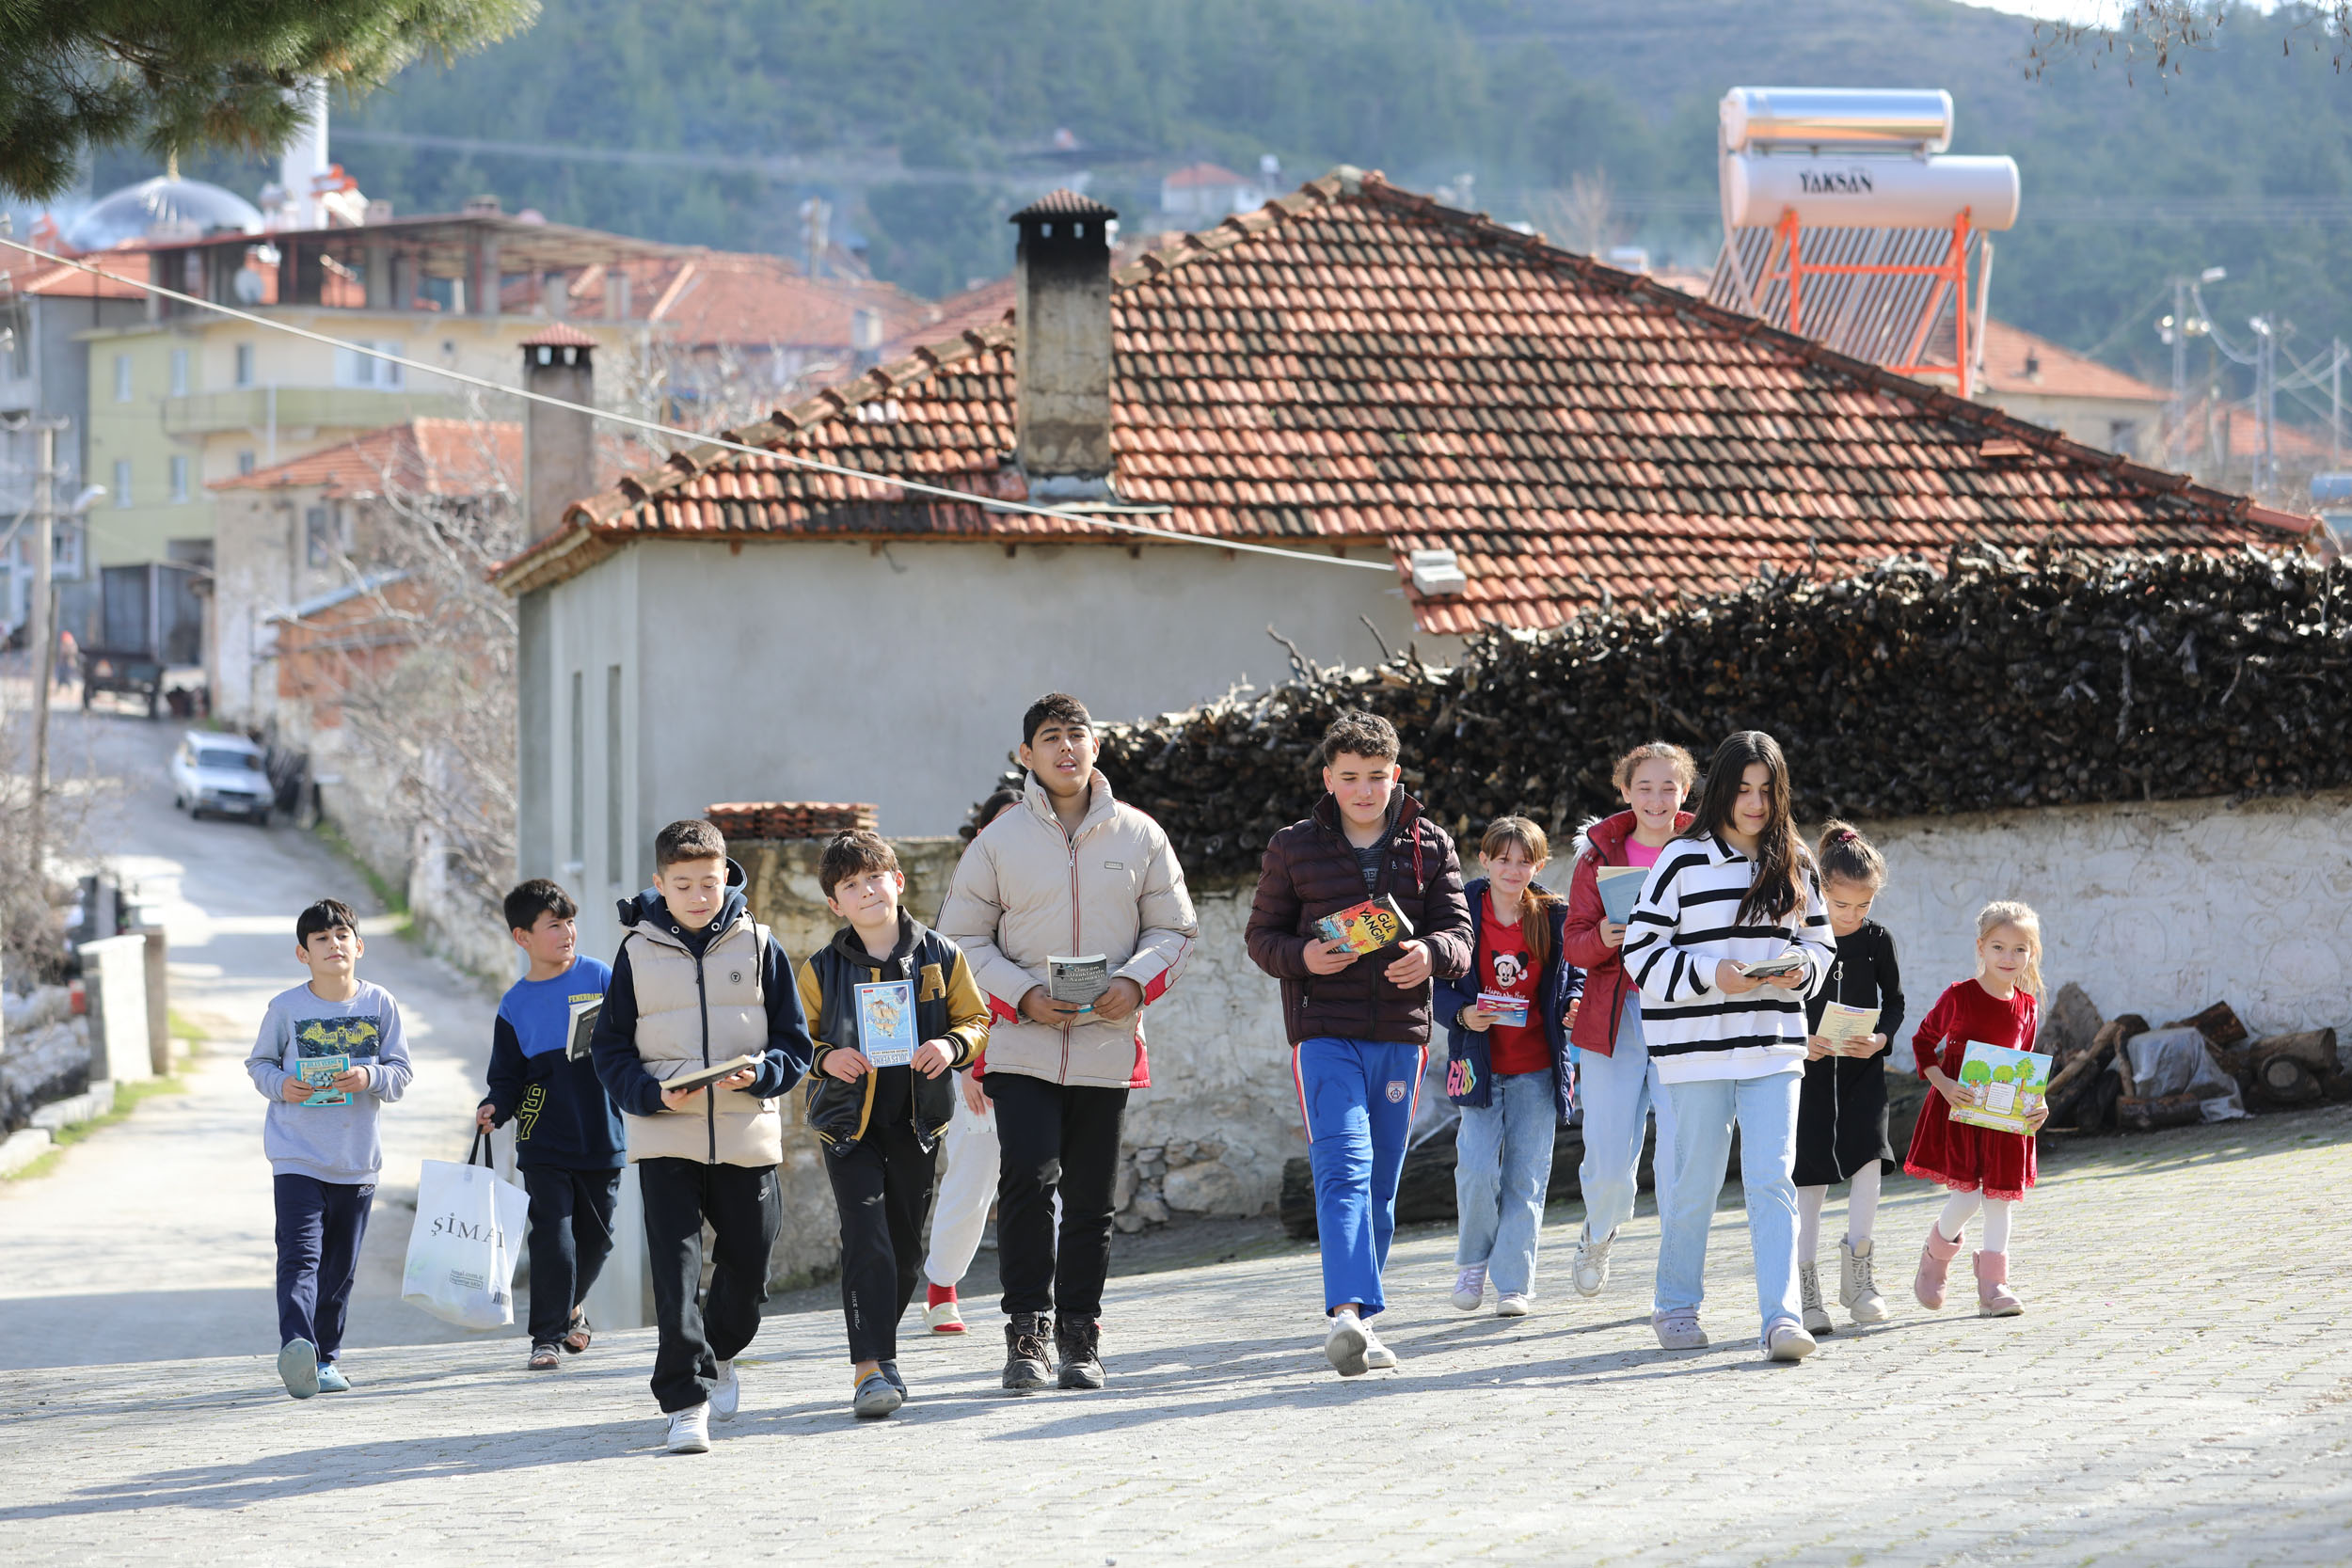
[244, 898, 413, 1399]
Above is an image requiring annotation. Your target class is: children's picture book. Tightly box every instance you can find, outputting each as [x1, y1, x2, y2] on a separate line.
[295, 1053, 350, 1107]
[1048, 955, 1110, 1009]
[854, 979, 917, 1068]
[1596, 865, 1647, 926]
[1946, 1040, 2054, 1134]
[564, 997, 602, 1062]
[1316, 895, 1414, 956]
[662, 1053, 762, 1096]
[1816, 1002, 1882, 1053]
[1733, 950, 1810, 981]
[1475, 991, 1531, 1028]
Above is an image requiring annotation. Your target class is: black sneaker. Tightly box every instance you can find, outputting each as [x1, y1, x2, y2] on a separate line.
[1055, 1316, 1104, 1391]
[1002, 1312, 1053, 1392]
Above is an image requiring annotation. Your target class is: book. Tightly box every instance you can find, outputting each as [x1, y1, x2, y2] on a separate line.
[1945, 1040, 2054, 1134]
[1048, 955, 1111, 1009]
[1816, 1002, 1881, 1052]
[855, 980, 917, 1068]
[295, 1053, 349, 1107]
[1315, 895, 1414, 955]
[564, 997, 602, 1062]
[1475, 991, 1530, 1028]
[1734, 950, 1810, 981]
[1596, 864, 1647, 926]
[662, 1053, 762, 1096]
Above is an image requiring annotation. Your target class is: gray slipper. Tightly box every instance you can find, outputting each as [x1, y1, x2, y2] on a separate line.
[278, 1338, 320, 1400]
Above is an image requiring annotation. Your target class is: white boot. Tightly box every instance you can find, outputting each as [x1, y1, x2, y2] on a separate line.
[1840, 1236, 1888, 1324]
[1798, 1261, 1834, 1335]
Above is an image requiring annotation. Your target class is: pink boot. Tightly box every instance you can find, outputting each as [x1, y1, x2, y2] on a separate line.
[1974, 1251, 2024, 1317]
[1914, 1227, 1964, 1309]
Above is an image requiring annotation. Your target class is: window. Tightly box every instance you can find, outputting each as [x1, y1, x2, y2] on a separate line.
[236, 450, 255, 475]
[568, 671, 586, 869]
[113, 355, 132, 403]
[168, 347, 190, 397]
[333, 341, 404, 388]
[2107, 420, 2140, 455]
[168, 454, 190, 503]
[304, 504, 338, 567]
[112, 458, 131, 507]
[605, 665, 624, 883]
[234, 343, 255, 388]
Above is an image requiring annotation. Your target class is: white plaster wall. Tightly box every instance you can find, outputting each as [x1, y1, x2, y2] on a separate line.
[544, 550, 642, 966]
[1854, 792, 2352, 1041]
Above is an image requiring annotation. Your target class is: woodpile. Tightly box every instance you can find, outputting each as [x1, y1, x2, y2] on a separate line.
[2043, 992, 2352, 1134]
[979, 547, 2352, 880]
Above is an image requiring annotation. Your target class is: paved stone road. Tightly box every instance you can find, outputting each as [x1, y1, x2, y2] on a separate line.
[5, 1104, 2349, 1566]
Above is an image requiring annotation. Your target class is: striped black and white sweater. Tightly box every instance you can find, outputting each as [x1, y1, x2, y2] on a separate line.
[1621, 832, 1836, 1085]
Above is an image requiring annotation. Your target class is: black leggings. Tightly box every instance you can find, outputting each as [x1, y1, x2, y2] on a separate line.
[991, 1073, 1128, 1320]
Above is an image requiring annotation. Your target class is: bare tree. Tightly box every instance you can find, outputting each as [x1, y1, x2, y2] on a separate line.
[1530, 170, 1620, 261]
[2029, 3, 2352, 83]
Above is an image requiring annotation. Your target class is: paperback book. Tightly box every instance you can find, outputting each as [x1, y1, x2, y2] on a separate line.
[1595, 865, 1647, 926]
[1476, 991, 1530, 1028]
[295, 1053, 350, 1107]
[1815, 1002, 1881, 1052]
[855, 980, 917, 1068]
[1316, 895, 1414, 956]
[1946, 1040, 2053, 1134]
[1047, 955, 1110, 1009]
[564, 997, 602, 1062]
[662, 1053, 762, 1096]
[1733, 950, 1810, 982]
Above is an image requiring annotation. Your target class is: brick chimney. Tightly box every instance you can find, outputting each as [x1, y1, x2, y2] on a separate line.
[518, 323, 597, 541]
[1009, 190, 1118, 479]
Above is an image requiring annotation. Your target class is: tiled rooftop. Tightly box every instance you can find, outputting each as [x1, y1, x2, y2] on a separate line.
[1976, 319, 2168, 404]
[495, 169, 2312, 630]
[214, 419, 521, 499]
[705, 801, 878, 840]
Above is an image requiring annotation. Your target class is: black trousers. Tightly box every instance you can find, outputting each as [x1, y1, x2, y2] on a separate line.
[822, 1071, 939, 1363]
[521, 1165, 622, 1346]
[992, 1073, 1128, 1320]
[273, 1174, 373, 1361]
[639, 1157, 780, 1413]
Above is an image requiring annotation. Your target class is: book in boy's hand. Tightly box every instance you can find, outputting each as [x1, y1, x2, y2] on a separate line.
[1816, 1002, 1881, 1053]
[661, 1053, 762, 1097]
[1475, 991, 1530, 1028]
[854, 980, 917, 1068]
[1596, 864, 1647, 926]
[1315, 895, 1414, 956]
[1733, 950, 1810, 982]
[1945, 1040, 2054, 1134]
[1047, 955, 1110, 1010]
[565, 997, 602, 1062]
[295, 1053, 350, 1106]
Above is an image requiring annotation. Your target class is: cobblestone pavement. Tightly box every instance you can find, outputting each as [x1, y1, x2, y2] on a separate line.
[6, 1106, 2349, 1567]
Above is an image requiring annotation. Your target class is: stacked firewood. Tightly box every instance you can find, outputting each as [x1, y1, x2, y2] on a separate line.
[976, 546, 2352, 879]
[2040, 988, 2349, 1133]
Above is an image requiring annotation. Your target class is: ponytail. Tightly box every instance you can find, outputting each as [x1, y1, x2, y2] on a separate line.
[1479, 816, 1562, 972]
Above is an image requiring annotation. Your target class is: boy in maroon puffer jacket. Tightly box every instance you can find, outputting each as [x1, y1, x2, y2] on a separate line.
[1246, 710, 1471, 1377]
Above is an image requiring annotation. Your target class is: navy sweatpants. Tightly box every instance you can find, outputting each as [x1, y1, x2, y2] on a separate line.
[274, 1173, 373, 1361]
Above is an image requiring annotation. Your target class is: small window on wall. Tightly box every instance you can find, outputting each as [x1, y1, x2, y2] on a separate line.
[235, 343, 255, 388]
[568, 670, 586, 869]
[237, 451, 255, 475]
[168, 455, 190, 503]
[168, 347, 190, 397]
[113, 355, 132, 403]
[305, 505, 338, 567]
[112, 458, 132, 507]
[605, 665, 624, 884]
[333, 342, 404, 388]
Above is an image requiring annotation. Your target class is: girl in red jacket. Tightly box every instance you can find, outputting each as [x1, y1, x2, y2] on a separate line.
[1559, 740, 1695, 1299]
[1905, 900, 2048, 1318]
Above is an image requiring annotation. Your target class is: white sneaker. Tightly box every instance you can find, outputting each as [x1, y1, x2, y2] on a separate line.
[665, 1403, 712, 1454]
[1495, 1292, 1533, 1318]
[1571, 1230, 1613, 1297]
[1324, 1310, 1369, 1377]
[1766, 1321, 1818, 1363]
[1651, 1307, 1708, 1350]
[1361, 1322, 1397, 1370]
[711, 1359, 740, 1419]
[1840, 1236, 1889, 1324]
[1799, 1261, 1835, 1336]
[1450, 1264, 1487, 1312]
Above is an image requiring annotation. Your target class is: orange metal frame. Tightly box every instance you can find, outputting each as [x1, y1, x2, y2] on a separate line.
[1770, 208, 1974, 400]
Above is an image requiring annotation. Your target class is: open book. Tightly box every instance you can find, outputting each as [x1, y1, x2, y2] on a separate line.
[662, 1053, 761, 1096]
[855, 980, 916, 1068]
[1048, 955, 1110, 1009]
[1316, 895, 1413, 956]
[1945, 1041, 2053, 1134]
[1733, 950, 1810, 981]
[1815, 1002, 1881, 1053]
[1596, 865, 1647, 926]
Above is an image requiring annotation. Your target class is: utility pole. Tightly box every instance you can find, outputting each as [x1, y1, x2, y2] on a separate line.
[26, 420, 55, 879]
[2333, 337, 2343, 466]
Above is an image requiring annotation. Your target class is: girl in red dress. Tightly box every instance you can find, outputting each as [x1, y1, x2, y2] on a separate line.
[1904, 900, 2048, 1318]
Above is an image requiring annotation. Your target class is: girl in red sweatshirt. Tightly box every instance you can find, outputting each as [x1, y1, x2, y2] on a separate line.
[1904, 900, 2048, 1318]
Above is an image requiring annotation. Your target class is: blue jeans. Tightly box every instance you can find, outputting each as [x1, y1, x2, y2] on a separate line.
[1653, 1070, 1803, 1341]
[1453, 1069, 1558, 1296]
[1296, 1037, 1425, 1318]
[1575, 997, 1673, 1247]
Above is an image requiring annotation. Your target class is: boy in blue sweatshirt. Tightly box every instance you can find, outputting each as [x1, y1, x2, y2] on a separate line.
[244, 898, 413, 1401]
[475, 879, 624, 1370]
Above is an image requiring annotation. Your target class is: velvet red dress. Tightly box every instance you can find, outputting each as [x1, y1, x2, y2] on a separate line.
[1902, 979, 2040, 1201]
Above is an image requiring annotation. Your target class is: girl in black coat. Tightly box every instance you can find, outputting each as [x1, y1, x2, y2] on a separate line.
[1795, 821, 1904, 1334]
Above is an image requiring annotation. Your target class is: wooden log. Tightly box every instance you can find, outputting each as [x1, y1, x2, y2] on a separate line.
[2116, 1091, 2203, 1132]
[2248, 1028, 2340, 1075]
[2045, 1013, 2145, 1124]
[2164, 1001, 2249, 1052]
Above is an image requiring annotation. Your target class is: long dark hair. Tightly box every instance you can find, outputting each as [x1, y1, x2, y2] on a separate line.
[1679, 731, 1803, 927]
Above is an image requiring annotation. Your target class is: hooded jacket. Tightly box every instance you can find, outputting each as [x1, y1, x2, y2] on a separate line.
[1246, 791, 1473, 1048]
[588, 860, 814, 1166]
[938, 769, 1197, 1089]
[1561, 808, 1695, 1057]
[797, 911, 989, 1156]
[1435, 877, 1583, 1122]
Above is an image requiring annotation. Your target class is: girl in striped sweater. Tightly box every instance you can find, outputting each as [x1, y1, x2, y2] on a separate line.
[1622, 731, 1837, 1363]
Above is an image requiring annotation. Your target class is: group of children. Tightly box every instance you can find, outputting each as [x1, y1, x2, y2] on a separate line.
[245, 698, 2052, 1449]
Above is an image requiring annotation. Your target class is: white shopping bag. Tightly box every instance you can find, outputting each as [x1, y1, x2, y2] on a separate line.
[402, 1132, 532, 1329]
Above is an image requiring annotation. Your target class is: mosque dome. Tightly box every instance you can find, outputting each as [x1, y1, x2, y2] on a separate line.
[61, 175, 264, 251]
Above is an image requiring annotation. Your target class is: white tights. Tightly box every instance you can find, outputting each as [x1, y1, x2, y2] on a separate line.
[1935, 1190, 2016, 1253]
[1795, 1163, 1883, 1261]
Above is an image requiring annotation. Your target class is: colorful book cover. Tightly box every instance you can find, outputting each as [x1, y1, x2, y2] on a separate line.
[1596, 865, 1646, 926]
[855, 980, 917, 1069]
[296, 1053, 350, 1107]
[1316, 895, 1413, 955]
[1476, 991, 1531, 1028]
[1946, 1040, 2054, 1134]
[1816, 1002, 1881, 1051]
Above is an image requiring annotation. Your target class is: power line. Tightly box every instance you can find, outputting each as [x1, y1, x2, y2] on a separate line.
[0, 237, 1391, 578]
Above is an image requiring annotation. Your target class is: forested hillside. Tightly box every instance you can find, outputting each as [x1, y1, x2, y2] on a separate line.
[95, 0, 2352, 405]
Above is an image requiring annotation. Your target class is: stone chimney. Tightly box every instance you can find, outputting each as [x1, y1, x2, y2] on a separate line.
[1009, 190, 1118, 478]
[518, 323, 597, 541]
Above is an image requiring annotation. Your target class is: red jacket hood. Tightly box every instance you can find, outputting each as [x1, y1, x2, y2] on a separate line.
[1574, 809, 1696, 864]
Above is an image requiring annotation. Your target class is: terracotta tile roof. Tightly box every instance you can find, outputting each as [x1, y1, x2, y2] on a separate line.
[214, 419, 522, 499]
[1013, 189, 1116, 219]
[495, 168, 2312, 629]
[1164, 163, 1250, 191]
[518, 321, 601, 349]
[12, 253, 145, 299]
[705, 800, 877, 840]
[2175, 394, 2333, 463]
[880, 274, 1013, 360]
[1976, 319, 2167, 403]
